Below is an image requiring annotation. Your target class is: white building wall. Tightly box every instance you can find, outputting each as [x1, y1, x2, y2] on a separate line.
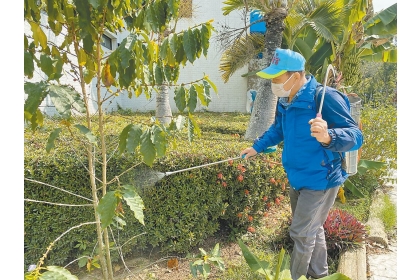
[174, 0, 249, 113]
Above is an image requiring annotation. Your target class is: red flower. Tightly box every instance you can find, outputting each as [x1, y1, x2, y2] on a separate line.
[247, 226, 256, 233]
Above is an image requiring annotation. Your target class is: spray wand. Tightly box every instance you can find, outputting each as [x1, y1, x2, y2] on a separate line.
[317, 64, 336, 118]
[164, 146, 278, 177]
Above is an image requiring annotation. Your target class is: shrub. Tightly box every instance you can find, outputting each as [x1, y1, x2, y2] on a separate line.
[24, 112, 285, 269]
[359, 105, 397, 177]
[323, 209, 367, 250]
[379, 194, 397, 233]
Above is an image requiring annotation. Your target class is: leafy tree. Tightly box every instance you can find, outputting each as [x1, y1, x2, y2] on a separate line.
[353, 61, 397, 106]
[218, 0, 397, 139]
[24, 0, 216, 279]
[285, 1, 397, 91]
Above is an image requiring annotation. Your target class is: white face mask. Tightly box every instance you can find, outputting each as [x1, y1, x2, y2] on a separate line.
[271, 75, 295, 98]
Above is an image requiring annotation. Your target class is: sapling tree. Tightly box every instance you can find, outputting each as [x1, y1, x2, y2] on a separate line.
[24, 0, 216, 279]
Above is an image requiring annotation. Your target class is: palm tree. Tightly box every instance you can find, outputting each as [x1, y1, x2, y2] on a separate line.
[285, 0, 397, 91]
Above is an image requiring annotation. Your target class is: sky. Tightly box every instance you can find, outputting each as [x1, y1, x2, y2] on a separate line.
[373, 0, 396, 12]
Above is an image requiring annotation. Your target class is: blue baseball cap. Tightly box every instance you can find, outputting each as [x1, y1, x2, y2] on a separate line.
[256, 48, 306, 79]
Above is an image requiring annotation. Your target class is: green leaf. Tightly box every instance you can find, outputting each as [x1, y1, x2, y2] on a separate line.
[26, 109, 44, 131]
[74, 0, 96, 38]
[189, 262, 198, 277]
[187, 85, 198, 112]
[97, 191, 118, 229]
[174, 86, 187, 112]
[118, 124, 134, 154]
[24, 81, 49, 116]
[113, 216, 127, 228]
[140, 128, 156, 166]
[163, 65, 172, 82]
[193, 28, 202, 59]
[46, 128, 62, 153]
[169, 33, 178, 55]
[343, 179, 364, 198]
[274, 248, 291, 279]
[155, 63, 164, 85]
[201, 23, 211, 57]
[175, 34, 186, 64]
[122, 185, 145, 225]
[30, 22, 47, 49]
[24, 51, 35, 78]
[88, 0, 101, 9]
[187, 114, 201, 143]
[364, 4, 397, 32]
[183, 29, 196, 63]
[237, 239, 272, 277]
[357, 159, 387, 173]
[126, 124, 143, 153]
[211, 243, 220, 257]
[306, 43, 333, 70]
[48, 84, 86, 118]
[84, 58, 96, 84]
[78, 257, 88, 268]
[203, 263, 210, 277]
[74, 124, 97, 144]
[204, 76, 218, 94]
[160, 37, 169, 61]
[195, 84, 211, 106]
[174, 115, 186, 130]
[40, 54, 56, 79]
[199, 248, 207, 256]
[193, 259, 204, 266]
[39, 266, 78, 280]
[152, 125, 167, 157]
[119, 47, 132, 70]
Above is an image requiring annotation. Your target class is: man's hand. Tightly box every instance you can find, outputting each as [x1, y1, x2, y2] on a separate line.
[309, 117, 331, 145]
[240, 147, 258, 159]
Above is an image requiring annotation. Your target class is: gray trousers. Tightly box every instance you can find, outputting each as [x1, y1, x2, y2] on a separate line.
[289, 186, 339, 280]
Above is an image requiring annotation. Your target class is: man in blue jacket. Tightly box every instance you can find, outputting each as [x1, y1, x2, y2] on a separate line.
[240, 48, 363, 280]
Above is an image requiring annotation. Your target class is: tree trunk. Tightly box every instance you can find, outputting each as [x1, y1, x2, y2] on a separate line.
[244, 7, 288, 141]
[155, 83, 172, 125]
[244, 58, 277, 140]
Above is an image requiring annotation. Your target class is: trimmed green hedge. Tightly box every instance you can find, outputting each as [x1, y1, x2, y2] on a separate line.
[24, 113, 286, 269]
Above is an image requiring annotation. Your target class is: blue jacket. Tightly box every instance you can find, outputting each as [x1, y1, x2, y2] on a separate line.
[252, 75, 363, 191]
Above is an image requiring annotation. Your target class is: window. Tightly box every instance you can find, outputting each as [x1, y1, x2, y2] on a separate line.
[101, 34, 113, 50]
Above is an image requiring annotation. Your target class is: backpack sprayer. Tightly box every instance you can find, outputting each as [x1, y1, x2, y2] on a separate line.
[316, 64, 361, 176]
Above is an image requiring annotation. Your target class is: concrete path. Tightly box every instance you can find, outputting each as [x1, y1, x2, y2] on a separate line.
[367, 175, 397, 280]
